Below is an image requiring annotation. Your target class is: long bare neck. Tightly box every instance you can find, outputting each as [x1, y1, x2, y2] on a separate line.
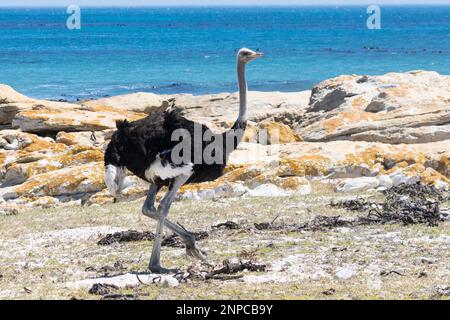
[232, 59, 247, 130]
[222, 59, 248, 161]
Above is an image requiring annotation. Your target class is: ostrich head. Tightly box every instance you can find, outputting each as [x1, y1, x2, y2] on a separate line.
[237, 48, 264, 63]
[104, 120, 129, 197]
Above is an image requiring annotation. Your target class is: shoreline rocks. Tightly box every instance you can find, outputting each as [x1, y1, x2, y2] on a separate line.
[1, 70, 449, 213]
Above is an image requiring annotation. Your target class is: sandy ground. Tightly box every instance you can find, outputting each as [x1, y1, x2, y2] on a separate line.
[0, 183, 449, 300]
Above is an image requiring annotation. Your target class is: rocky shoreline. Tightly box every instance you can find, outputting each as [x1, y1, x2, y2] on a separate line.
[1, 70, 449, 213]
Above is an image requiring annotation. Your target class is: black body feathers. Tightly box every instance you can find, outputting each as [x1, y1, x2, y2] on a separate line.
[104, 109, 246, 187]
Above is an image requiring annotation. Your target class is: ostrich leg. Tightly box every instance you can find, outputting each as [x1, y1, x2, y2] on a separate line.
[148, 174, 198, 273]
[142, 184, 207, 262]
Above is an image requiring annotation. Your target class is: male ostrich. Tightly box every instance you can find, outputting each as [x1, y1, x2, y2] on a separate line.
[104, 48, 264, 273]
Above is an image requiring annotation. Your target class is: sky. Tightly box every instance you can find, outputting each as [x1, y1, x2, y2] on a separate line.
[0, 0, 449, 7]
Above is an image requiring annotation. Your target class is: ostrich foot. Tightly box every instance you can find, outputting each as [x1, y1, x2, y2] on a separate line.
[186, 243, 208, 262]
[149, 264, 179, 274]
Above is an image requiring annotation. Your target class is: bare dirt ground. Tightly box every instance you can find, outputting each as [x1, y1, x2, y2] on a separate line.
[0, 183, 449, 300]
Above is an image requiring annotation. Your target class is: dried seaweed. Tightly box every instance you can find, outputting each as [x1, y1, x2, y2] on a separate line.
[101, 294, 138, 300]
[97, 229, 209, 247]
[385, 182, 446, 201]
[356, 182, 445, 227]
[254, 183, 447, 233]
[88, 283, 118, 295]
[321, 288, 336, 295]
[97, 230, 154, 245]
[205, 259, 266, 280]
[357, 197, 441, 226]
[254, 216, 281, 230]
[174, 259, 267, 282]
[380, 270, 405, 277]
[296, 215, 353, 231]
[85, 261, 126, 275]
[212, 221, 240, 230]
[330, 197, 374, 212]
[161, 231, 209, 248]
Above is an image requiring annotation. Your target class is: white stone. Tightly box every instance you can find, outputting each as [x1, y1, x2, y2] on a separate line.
[335, 177, 380, 193]
[248, 183, 290, 197]
[162, 276, 180, 288]
[335, 268, 357, 280]
[65, 273, 179, 289]
[389, 171, 420, 187]
[179, 182, 248, 201]
[377, 175, 393, 188]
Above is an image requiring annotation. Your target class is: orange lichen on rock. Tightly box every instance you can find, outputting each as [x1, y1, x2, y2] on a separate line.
[383, 149, 426, 168]
[5, 145, 103, 184]
[5, 162, 105, 199]
[277, 155, 332, 177]
[180, 164, 264, 193]
[322, 111, 375, 133]
[437, 155, 450, 178]
[393, 163, 450, 187]
[343, 145, 385, 168]
[22, 135, 67, 154]
[84, 104, 147, 122]
[0, 151, 6, 166]
[419, 167, 450, 186]
[259, 121, 303, 144]
[54, 132, 79, 146]
[351, 96, 368, 108]
[242, 124, 259, 143]
[13, 105, 147, 132]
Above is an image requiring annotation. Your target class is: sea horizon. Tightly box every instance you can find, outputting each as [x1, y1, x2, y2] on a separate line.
[1, 4, 450, 7]
[1, 5, 449, 101]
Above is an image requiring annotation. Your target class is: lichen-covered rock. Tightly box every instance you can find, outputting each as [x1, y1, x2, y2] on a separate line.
[84, 92, 168, 113]
[259, 120, 303, 144]
[55, 130, 112, 148]
[4, 145, 103, 185]
[171, 91, 311, 131]
[0, 84, 83, 125]
[1, 71, 450, 212]
[0, 130, 34, 150]
[298, 71, 450, 144]
[179, 181, 248, 200]
[0, 130, 68, 169]
[1, 162, 104, 200]
[0, 84, 37, 125]
[230, 140, 450, 188]
[351, 124, 450, 144]
[248, 178, 311, 197]
[12, 105, 147, 133]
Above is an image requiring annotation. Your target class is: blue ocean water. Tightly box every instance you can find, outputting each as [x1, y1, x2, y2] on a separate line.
[0, 6, 449, 101]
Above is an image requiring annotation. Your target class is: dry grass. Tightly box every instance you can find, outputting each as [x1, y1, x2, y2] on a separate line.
[0, 183, 449, 300]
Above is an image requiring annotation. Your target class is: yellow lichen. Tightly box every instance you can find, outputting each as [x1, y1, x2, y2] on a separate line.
[259, 121, 302, 144]
[437, 155, 450, 178]
[0, 151, 6, 166]
[277, 155, 332, 177]
[322, 112, 376, 133]
[12, 162, 105, 197]
[343, 146, 385, 168]
[55, 132, 78, 146]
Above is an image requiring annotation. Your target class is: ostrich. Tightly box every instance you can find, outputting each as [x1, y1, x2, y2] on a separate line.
[104, 48, 264, 273]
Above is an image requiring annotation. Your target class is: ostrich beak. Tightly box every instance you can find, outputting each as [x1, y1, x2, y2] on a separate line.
[254, 52, 264, 58]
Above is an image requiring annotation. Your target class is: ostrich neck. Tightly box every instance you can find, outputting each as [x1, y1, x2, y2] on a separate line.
[234, 60, 247, 127]
[223, 59, 248, 161]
